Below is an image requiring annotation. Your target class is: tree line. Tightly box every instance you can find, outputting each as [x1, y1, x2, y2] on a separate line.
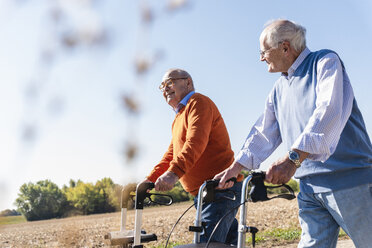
[14, 176, 299, 221]
[14, 178, 193, 221]
[0, 209, 21, 217]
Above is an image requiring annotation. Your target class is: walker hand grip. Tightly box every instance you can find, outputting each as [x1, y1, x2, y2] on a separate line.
[249, 171, 296, 202]
[203, 177, 237, 203]
[208, 177, 237, 187]
[135, 182, 155, 210]
[226, 177, 238, 184]
[249, 172, 270, 202]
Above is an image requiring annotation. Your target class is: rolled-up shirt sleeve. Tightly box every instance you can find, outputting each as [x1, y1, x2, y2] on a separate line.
[235, 91, 282, 170]
[291, 53, 354, 162]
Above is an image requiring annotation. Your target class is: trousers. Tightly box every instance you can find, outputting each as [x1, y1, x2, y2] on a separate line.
[298, 183, 372, 248]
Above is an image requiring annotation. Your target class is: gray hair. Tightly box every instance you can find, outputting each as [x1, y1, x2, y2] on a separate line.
[162, 68, 195, 90]
[260, 19, 306, 52]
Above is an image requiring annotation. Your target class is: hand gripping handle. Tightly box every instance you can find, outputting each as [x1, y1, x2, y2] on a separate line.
[207, 177, 237, 187]
[203, 177, 237, 204]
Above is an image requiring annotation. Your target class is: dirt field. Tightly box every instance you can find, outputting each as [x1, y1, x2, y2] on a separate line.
[0, 199, 352, 248]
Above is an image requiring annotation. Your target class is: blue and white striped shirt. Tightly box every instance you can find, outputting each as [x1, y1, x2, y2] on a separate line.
[235, 47, 355, 169]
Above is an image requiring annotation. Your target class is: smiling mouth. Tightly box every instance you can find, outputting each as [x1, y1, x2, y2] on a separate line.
[166, 92, 175, 98]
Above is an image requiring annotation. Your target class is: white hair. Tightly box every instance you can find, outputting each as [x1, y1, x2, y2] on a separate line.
[260, 19, 306, 52]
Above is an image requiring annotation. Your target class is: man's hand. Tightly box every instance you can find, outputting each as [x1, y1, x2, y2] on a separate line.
[138, 178, 153, 193]
[155, 171, 179, 191]
[265, 155, 297, 184]
[213, 161, 244, 189]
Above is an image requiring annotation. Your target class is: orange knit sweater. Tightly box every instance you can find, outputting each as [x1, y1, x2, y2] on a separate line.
[147, 93, 235, 196]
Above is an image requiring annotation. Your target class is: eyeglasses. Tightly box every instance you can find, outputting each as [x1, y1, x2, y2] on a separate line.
[259, 47, 275, 58]
[159, 77, 188, 92]
[259, 42, 283, 58]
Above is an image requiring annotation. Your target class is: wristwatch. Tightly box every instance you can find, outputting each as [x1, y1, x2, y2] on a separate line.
[288, 150, 301, 168]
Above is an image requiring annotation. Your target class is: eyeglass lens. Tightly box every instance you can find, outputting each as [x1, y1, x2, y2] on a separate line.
[160, 80, 174, 91]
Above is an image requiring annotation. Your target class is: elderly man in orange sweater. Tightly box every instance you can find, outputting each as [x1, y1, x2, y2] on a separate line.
[142, 68, 242, 245]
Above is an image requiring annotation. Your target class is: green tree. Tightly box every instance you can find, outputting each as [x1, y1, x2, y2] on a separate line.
[0, 209, 21, 217]
[15, 180, 67, 221]
[94, 177, 119, 212]
[63, 178, 118, 215]
[69, 179, 77, 188]
[64, 181, 98, 215]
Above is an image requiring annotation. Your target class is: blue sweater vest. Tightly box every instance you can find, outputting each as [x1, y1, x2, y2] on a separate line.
[271, 49, 372, 193]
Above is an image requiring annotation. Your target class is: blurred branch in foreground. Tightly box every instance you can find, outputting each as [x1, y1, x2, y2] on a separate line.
[9, 0, 192, 165]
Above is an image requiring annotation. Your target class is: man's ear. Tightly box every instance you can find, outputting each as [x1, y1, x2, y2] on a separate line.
[186, 78, 192, 89]
[281, 41, 290, 52]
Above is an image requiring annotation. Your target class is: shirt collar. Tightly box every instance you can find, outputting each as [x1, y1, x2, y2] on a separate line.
[282, 47, 311, 79]
[174, 91, 195, 113]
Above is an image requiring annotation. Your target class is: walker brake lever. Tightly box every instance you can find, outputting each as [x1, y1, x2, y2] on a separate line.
[146, 192, 173, 206]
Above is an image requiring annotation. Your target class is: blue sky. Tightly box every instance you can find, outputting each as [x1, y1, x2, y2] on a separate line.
[1, 0, 371, 210]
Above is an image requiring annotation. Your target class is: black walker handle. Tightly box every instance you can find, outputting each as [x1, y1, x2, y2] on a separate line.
[203, 177, 237, 204]
[135, 182, 174, 209]
[206, 177, 237, 188]
[135, 182, 155, 210]
[249, 171, 296, 202]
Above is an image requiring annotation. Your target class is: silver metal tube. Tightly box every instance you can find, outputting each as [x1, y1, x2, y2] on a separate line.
[133, 209, 143, 246]
[237, 175, 252, 248]
[120, 208, 127, 232]
[193, 181, 207, 243]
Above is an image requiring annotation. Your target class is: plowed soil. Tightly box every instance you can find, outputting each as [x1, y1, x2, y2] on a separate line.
[0, 198, 351, 248]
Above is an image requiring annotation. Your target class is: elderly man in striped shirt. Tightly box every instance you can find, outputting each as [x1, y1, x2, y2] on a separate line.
[215, 19, 372, 248]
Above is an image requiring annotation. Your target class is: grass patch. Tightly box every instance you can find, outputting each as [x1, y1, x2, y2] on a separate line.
[339, 228, 348, 238]
[265, 228, 301, 240]
[150, 241, 186, 247]
[150, 227, 348, 247]
[0, 215, 26, 225]
[246, 227, 301, 246]
[245, 227, 349, 246]
[246, 234, 267, 244]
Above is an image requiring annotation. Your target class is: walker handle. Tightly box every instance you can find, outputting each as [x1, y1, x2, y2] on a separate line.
[135, 182, 155, 210]
[203, 177, 237, 203]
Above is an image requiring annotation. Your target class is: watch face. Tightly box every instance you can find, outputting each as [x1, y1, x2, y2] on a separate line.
[289, 151, 299, 160]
